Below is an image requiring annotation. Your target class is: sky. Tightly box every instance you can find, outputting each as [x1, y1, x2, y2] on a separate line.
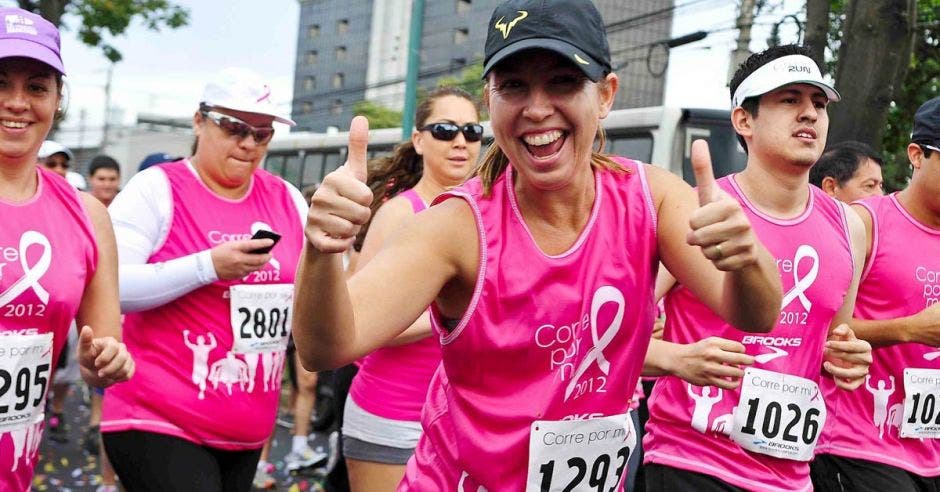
[1, 0, 806, 147]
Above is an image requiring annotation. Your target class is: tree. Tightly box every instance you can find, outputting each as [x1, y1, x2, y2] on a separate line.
[18, 0, 189, 63]
[352, 100, 403, 130]
[802, 0, 938, 191]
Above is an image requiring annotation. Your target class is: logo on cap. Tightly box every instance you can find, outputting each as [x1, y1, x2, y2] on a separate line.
[256, 85, 271, 103]
[573, 53, 591, 66]
[773, 59, 812, 75]
[494, 10, 528, 39]
[5, 14, 38, 36]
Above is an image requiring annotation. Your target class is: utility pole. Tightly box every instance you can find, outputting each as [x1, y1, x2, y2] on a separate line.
[401, 0, 425, 140]
[728, 0, 757, 82]
[101, 63, 114, 151]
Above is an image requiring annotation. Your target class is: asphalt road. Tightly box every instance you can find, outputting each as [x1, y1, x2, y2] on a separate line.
[31, 385, 331, 492]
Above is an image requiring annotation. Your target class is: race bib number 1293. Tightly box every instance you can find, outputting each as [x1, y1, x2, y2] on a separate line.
[526, 413, 636, 492]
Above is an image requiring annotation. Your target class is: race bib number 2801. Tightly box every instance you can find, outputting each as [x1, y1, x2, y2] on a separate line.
[526, 413, 636, 492]
[229, 284, 293, 354]
[730, 367, 826, 461]
[0, 333, 52, 431]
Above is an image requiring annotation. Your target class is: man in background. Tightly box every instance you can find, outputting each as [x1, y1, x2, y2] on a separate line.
[87, 155, 121, 207]
[810, 140, 884, 202]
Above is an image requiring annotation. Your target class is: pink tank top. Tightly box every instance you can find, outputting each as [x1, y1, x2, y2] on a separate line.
[644, 176, 853, 491]
[350, 188, 442, 421]
[817, 193, 940, 475]
[400, 159, 658, 491]
[101, 160, 304, 450]
[0, 168, 97, 491]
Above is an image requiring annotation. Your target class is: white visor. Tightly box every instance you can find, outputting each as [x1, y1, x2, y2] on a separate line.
[731, 54, 840, 108]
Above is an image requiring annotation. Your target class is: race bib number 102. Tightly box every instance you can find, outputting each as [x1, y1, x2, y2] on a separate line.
[730, 367, 825, 461]
[0, 333, 52, 431]
[526, 413, 636, 492]
[901, 368, 940, 439]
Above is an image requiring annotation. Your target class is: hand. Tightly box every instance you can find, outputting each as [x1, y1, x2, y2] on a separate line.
[210, 239, 274, 280]
[306, 116, 374, 253]
[77, 325, 134, 388]
[651, 317, 665, 340]
[686, 140, 759, 271]
[824, 324, 872, 390]
[671, 336, 754, 390]
[909, 302, 940, 346]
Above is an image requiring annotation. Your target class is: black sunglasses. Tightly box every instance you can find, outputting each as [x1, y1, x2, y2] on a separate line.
[419, 122, 484, 142]
[200, 109, 275, 144]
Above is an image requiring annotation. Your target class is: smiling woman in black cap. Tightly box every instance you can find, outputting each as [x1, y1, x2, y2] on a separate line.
[293, 0, 783, 489]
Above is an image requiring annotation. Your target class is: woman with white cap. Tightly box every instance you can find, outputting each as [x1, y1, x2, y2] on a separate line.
[292, 0, 784, 489]
[100, 68, 309, 491]
[0, 7, 134, 491]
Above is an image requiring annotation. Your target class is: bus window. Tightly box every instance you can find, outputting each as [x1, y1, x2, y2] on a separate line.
[607, 133, 653, 163]
[283, 154, 302, 187]
[303, 153, 325, 187]
[679, 109, 747, 184]
[323, 152, 343, 175]
[264, 154, 286, 177]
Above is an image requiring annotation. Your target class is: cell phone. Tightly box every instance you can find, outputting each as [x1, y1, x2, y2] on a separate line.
[249, 229, 281, 254]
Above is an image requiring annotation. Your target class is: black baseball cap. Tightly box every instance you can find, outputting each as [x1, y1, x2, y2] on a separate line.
[912, 97, 940, 147]
[482, 0, 612, 82]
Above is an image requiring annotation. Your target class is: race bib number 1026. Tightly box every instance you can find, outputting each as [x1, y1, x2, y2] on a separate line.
[901, 368, 940, 439]
[730, 367, 825, 461]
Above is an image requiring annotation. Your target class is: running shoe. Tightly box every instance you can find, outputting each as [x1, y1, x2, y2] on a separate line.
[252, 463, 277, 489]
[285, 444, 328, 472]
[276, 412, 295, 429]
[96, 485, 119, 492]
[47, 412, 69, 443]
[83, 425, 100, 455]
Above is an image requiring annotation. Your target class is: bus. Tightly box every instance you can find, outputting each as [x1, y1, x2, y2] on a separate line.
[263, 106, 747, 191]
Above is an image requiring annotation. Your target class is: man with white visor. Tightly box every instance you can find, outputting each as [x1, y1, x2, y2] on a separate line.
[642, 44, 872, 491]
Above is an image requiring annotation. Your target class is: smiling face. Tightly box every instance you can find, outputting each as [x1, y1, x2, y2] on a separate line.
[485, 50, 616, 191]
[412, 94, 481, 187]
[192, 106, 275, 194]
[736, 83, 830, 170]
[0, 57, 60, 167]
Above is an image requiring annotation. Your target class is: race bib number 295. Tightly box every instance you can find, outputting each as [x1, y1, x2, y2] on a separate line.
[526, 413, 636, 492]
[0, 333, 52, 431]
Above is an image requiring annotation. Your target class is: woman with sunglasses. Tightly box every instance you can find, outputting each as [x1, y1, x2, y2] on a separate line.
[101, 68, 309, 491]
[0, 8, 134, 491]
[294, 0, 783, 489]
[342, 86, 482, 491]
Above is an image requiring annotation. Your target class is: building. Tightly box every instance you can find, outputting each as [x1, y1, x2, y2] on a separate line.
[292, 0, 675, 132]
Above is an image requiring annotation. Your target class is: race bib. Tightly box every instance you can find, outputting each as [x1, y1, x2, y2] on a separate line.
[0, 333, 53, 431]
[901, 368, 940, 438]
[730, 367, 825, 461]
[229, 284, 293, 354]
[526, 413, 636, 492]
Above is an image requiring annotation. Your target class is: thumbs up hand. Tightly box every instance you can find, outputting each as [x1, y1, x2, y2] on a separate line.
[78, 325, 134, 388]
[305, 116, 375, 253]
[686, 140, 758, 271]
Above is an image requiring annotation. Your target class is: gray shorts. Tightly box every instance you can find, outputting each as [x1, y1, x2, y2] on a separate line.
[342, 397, 422, 465]
[342, 435, 415, 465]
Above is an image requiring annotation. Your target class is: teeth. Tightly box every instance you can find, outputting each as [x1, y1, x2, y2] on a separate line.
[1, 121, 27, 129]
[796, 131, 813, 138]
[523, 130, 563, 146]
